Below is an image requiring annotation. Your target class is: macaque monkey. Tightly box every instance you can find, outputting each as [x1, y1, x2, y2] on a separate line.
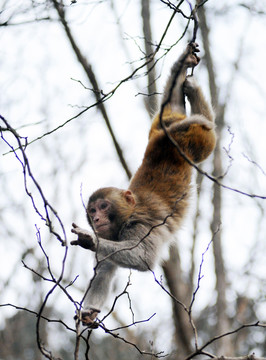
[71, 43, 216, 326]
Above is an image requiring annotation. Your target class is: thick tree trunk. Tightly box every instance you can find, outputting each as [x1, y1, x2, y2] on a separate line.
[197, 4, 233, 355]
[163, 245, 194, 356]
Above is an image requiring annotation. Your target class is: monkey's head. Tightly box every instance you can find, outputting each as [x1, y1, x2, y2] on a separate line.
[87, 187, 136, 240]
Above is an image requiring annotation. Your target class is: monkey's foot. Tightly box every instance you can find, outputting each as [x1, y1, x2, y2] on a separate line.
[81, 308, 101, 328]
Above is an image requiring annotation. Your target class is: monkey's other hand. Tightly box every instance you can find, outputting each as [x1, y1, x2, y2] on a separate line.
[185, 42, 200, 68]
[71, 223, 96, 251]
[81, 308, 100, 327]
[74, 308, 100, 328]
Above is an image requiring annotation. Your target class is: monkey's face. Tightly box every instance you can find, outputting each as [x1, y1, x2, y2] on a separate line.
[87, 198, 119, 240]
[87, 188, 136, 240]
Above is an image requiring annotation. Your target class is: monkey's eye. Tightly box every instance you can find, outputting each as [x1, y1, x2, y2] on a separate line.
[89, 208, 96, 215]
[100, 202, 108, 210]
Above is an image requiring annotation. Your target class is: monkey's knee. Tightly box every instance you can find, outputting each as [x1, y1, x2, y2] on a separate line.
[188, 129, 216, 163]
[171, 116, 213, 133]
[172, 123, 216, 163]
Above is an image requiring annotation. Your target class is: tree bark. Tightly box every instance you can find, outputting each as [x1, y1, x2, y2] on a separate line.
[141, 0, 158, 115]
[197, 4, 233, 355]
[163, 245, 194, 356]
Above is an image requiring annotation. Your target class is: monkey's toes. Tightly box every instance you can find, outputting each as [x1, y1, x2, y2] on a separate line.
[82, 317, 99, 328]
[70, 240, 78, 246]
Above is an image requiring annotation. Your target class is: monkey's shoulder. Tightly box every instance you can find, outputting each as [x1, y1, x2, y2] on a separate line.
[119, 219, 153, 238]
[118, 214, 175, 244]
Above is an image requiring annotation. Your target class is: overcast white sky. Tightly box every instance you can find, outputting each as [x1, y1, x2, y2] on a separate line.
[0, 0, 266, 354]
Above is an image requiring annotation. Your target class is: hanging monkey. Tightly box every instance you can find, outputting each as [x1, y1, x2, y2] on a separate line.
[71, 43, 216, 326]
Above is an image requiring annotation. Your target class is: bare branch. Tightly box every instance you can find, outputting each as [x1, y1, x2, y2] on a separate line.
[51, 0, 132, 179]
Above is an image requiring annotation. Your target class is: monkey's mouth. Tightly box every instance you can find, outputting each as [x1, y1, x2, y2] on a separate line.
[95, 223, 109, 231]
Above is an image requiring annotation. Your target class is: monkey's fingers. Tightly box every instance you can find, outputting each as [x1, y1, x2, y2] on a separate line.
[71, 225, 92, 239]
[74, 312, 99, 328]
[71, 223, 82, 235]
[70, 240, 79, 246]
[193, 54, 200, 63]
[70, 231, 95, 249]
[81, 309, 100, 327]
[185, 54, 200, 68]
[188, 42, 199, 52]
[84, 322, 99, 329]
[184, 43, 200, 67]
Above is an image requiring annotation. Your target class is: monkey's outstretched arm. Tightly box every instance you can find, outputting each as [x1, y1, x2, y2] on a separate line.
[71, 223, 158, 271]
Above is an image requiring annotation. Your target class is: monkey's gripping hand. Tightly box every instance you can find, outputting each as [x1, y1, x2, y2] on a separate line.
[183, 42, 200, 68]
[71, 223, 96, 251]
[74, 308, 100, 328]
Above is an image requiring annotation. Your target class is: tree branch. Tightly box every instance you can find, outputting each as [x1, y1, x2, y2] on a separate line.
[51, 0, 132, 179]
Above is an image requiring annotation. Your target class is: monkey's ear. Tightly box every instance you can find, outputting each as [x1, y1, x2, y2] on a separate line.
[124, 190, 136, 206]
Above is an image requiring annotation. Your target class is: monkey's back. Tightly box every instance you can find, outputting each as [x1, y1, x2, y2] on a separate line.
[129, 127, 192, 231]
